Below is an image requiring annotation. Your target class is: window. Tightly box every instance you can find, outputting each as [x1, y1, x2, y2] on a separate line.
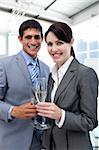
[0, 33, 7, 56]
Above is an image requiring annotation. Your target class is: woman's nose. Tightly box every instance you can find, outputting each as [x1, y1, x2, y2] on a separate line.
[52, 44, 58, 51]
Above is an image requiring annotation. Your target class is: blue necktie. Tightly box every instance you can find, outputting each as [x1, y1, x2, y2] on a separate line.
[30, 61, 39, 85]
[29, 61, 43, 139]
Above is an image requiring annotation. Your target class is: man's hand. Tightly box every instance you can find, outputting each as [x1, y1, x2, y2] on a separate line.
[11, 102, 37, 119]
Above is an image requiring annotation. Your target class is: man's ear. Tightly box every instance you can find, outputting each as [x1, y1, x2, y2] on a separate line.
[18, 36, 22, 43]
[41, 37, 43, 43]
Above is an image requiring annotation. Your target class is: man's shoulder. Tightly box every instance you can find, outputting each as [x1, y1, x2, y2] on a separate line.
[0, 54, 16, 65]
[39, 59, 49, 68]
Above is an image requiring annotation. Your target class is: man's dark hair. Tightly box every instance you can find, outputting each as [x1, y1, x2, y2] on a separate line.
[19, 19, 43, 39]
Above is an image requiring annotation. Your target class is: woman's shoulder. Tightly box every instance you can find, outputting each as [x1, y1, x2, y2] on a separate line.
[75, 59, 98, 81]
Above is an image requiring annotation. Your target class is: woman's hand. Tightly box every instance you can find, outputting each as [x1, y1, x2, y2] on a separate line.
[36, 102, 62, 122]
[11, 102, 37, 119]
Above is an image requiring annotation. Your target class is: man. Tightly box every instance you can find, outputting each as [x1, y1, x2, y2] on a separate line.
[0, 19, 50, 150]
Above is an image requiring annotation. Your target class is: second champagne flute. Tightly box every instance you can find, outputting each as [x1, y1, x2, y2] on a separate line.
[34, 77, 50, 130]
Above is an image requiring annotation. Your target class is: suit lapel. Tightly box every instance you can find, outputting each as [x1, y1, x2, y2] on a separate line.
[38, 60, 48, 77]
[15, 52, 32, 86]
[38, 60, 43, 77]
[54, 59, 78, 103]
[46, 73, 54, 102]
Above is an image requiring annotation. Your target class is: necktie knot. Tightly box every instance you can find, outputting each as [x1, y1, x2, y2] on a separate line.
[30, 60, 36, 66]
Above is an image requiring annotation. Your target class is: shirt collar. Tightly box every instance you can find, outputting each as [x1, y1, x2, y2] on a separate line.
[58, 56, 74, 76]
[51, 56, 74, 82]
[21, 50, 38, 66]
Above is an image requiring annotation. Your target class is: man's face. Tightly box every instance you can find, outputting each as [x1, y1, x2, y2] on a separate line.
[18, 28, 42, 58]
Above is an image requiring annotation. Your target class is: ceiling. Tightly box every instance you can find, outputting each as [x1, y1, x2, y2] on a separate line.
[0, 0, 99, 25]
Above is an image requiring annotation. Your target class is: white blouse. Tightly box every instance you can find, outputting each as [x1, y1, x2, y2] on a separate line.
[51, 56, 74, 128]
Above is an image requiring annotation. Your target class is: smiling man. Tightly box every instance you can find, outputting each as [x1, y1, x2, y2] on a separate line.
[0, 19, 50, 150]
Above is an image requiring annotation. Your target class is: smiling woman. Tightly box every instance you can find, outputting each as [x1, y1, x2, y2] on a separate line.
[45, 22, 75, 68]
[45, 31, 74, 68]
[36, 21, 98, 150]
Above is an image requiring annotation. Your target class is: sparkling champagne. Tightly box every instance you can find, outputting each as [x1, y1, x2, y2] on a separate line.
[35, 90, 47, 102]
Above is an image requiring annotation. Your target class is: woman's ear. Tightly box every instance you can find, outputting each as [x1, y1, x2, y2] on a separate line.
[70, 38, 74, 44]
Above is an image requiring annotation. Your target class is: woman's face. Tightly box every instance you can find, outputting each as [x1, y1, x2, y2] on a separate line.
[46, 32, 73, 68]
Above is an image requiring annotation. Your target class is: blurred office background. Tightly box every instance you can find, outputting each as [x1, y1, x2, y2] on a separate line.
[0, 0, 99, 149]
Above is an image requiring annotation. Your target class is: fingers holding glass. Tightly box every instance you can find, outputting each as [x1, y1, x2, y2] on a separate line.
[36, 102, 62, 121]
[31, 77, 50, 130]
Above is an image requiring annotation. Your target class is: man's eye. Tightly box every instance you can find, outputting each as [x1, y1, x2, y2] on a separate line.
[34, 35, 41, 40]
[25, 35, 32, 39]
[25, 35, 41, 40]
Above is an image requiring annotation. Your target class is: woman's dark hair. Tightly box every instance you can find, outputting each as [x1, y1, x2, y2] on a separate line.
[45, 22, 75, 58]
[19, 19, 43, 39]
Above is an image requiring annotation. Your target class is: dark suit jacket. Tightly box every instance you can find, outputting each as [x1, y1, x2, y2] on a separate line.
[43, 59, 98, 150]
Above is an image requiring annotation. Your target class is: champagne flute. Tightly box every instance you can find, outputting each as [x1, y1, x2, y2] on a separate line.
[31, 94, 39, 127]
[33, 77, 50, 130]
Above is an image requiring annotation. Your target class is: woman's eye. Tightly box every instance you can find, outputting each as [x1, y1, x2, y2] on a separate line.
[47, 42, 52, 47]
[57, 41, 64, 46]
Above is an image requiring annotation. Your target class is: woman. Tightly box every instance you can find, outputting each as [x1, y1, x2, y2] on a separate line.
[36, 22, 98, 150]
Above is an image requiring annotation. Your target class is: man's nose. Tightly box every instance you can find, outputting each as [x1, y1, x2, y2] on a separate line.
[30, 37, 37, 43]
[31, 36, 36, 41]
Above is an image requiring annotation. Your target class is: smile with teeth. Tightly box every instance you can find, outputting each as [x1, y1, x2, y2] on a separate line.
[52, 52, 62, 58]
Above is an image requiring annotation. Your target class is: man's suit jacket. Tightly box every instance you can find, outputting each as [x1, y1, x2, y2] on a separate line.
[43, 59, 98, 150]
[0, 51, 50, 150]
